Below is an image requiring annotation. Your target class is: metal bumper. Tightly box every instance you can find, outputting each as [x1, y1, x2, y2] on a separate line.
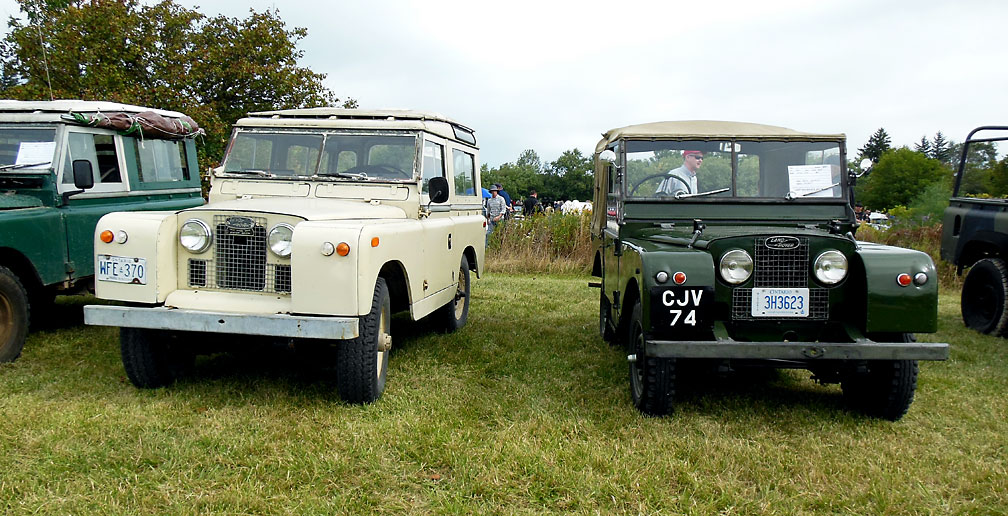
[84, 305, 359, 340]
[645, 339, 949, 361]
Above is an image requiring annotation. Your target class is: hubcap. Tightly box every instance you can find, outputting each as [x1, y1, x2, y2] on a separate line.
[0, 293, 13, 344]
[376, 303, 390, 378]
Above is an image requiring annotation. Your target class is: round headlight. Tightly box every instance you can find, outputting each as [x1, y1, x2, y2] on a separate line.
[719, 249, 753, 285]
[814, 250, 848, 285]
[179, 219, 211, 253]
[268, 223, 294, 257]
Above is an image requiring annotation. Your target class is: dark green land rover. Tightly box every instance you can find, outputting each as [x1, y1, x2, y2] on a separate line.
[0, 100, 204, 362]
[591, 121, 948, 420]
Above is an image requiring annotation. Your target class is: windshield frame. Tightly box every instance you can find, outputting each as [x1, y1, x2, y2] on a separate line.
[620, 137, 849, 204]
[217, 128, 422, 182]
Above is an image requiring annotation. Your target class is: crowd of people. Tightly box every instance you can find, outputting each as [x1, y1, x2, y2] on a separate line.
[483, 181, 593, 244]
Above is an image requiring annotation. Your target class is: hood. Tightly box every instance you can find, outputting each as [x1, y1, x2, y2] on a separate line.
[631, 223, 853, 252]
[186, 197, 408, 221]
[0, 193, 43, 210]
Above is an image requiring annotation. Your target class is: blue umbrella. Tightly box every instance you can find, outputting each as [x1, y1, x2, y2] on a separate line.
[481, 187, 491, 199]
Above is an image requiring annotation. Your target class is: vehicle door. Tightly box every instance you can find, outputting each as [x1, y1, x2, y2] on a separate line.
[420, 136, 455, 298]
[56, 127, 131, 280]
[602, 142, 623, 319]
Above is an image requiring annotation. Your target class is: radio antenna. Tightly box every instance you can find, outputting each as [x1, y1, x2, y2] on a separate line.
[31, 6, 54, 101]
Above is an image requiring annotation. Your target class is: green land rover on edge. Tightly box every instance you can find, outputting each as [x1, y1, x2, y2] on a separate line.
[0, 100, 204, 362]
[590, 121, 948, 420]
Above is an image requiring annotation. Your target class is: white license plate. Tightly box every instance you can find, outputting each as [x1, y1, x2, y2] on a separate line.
[97, 255, 147, 285]
[751, 288, 809, 317]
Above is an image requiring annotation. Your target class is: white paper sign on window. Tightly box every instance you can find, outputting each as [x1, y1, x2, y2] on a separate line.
[15, 141, 56, 168]
[787, 164, 834, 198]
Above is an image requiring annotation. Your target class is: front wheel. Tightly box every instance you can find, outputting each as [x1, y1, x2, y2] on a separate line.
[336, 278, 391, 403]
[436, 255, 471, 332]
[961, 258, 1008, 336]
[842, 333, 919, 421]
[120, 328, 194, 388]
[628, 298, 676, 416]
[0, 266, 29, 363]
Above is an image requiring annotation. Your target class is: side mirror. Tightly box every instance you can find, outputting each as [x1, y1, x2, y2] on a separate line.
[599, 149, 617, 166]
[428, 176, 449, 204]
[857, 158, 873, 177]
[72, 159, 94, 189]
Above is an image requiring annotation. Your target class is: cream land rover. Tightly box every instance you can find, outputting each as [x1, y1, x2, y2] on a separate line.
[84, 109, 485, 403]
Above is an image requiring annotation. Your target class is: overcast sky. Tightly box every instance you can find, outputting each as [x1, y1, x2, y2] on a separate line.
[2, 0, 1006, 167]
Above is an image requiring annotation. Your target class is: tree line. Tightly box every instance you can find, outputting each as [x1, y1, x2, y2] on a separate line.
[480, 148, 593, 205]
[0, 0, 353, 174]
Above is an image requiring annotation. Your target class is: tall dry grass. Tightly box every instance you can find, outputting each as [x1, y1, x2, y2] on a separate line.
[485, 212, 594, 274]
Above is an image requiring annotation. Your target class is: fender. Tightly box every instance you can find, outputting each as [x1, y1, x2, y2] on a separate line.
[93, 211, 178, 303]
[857, 242, 938, 333]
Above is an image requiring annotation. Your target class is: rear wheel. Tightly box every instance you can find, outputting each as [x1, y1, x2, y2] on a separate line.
[337, 278, 391, 403]
[0, 266, 29, 363]
[842, 333, 919, 421]
[437, 255, 471, 332]
[628, 298, 676, 416]
[961, 258, 1008, 336]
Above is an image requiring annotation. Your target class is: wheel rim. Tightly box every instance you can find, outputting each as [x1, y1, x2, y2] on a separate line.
[629, 320, 645, 400]
[0, 292, 13, 345]
[376, 301, 390, 378]
[453, 265, 467, 320]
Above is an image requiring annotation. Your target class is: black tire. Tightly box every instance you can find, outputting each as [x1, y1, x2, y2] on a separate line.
[599, 291, 615, 343]
[961, 258, 1008, 336]
[337, 277, 391, 404]
[627, 298, 676, 416]
[437, 255, 471, 333]
[0, 265, 29, 363]
[120, 328, 193, 388]
[841, 333, 919, 421]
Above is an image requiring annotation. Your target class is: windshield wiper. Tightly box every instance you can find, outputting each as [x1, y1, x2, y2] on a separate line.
[228, 169, 271, 176]
[786, 182, 841, 200]
[675, 187, 730, 199]
[329, 171, 369, 180]
[0, 161, 51, 171]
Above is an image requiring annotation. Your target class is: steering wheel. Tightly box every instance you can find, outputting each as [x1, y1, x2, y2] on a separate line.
[630, 173, 691, 197]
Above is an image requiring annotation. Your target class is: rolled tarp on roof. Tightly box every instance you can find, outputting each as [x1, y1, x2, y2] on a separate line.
[65, 110, 204, 140]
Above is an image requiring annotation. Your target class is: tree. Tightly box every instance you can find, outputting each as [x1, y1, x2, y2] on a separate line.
[544, 148, 592, 201]
[858, 128, 892, 164]
[930, 131, 952, 164]
[857, 147, 947, 210]
[0, 0, 353, 174]
[913, 136, 931, 156]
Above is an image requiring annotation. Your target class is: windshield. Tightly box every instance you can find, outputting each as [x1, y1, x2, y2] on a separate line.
[954, 128, 1008, 198]
[0, 128, 57, 172]
[624, 140, 845, 200]
[221, 130, 418, 180]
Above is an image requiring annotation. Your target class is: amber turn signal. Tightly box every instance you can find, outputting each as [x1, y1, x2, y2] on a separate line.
[371, 237, 380, 247]
[100, 230, 114, 243]
[336, 242, 351, 256]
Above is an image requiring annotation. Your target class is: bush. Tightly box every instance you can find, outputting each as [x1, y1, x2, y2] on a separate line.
[486, 212, 593, 274]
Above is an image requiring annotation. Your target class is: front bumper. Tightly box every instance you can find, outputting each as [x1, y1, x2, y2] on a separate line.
[84, 305, 359, 340]
[645, 338, 949, 361]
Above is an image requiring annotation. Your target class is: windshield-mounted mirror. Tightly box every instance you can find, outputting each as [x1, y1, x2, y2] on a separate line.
[599, 149, 617, 166]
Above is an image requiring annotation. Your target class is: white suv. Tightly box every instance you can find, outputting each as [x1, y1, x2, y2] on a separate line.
[85, 109, 486, 403]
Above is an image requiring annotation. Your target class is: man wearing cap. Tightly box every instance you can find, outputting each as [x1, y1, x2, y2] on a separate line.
[657, 150, 703, 197]
[485, 184, 507, 246]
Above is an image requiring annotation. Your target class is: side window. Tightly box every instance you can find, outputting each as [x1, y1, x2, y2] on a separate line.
[421, 140, 444, 194]
[128, 138, 190, 183]
[452, 149, 476, 196]
[62, 132, 123, 186]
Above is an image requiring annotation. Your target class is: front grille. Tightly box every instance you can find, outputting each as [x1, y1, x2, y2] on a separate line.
[731, 236, 828, 320]
[754, 236, 808, 287]
[182, 215, 290, 295]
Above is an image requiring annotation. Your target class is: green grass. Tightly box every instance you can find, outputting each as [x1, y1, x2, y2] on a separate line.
[1, 277, 1006, 515]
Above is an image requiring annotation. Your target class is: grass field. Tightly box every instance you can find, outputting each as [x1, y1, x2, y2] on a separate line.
[1, 274, 1006, 514]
